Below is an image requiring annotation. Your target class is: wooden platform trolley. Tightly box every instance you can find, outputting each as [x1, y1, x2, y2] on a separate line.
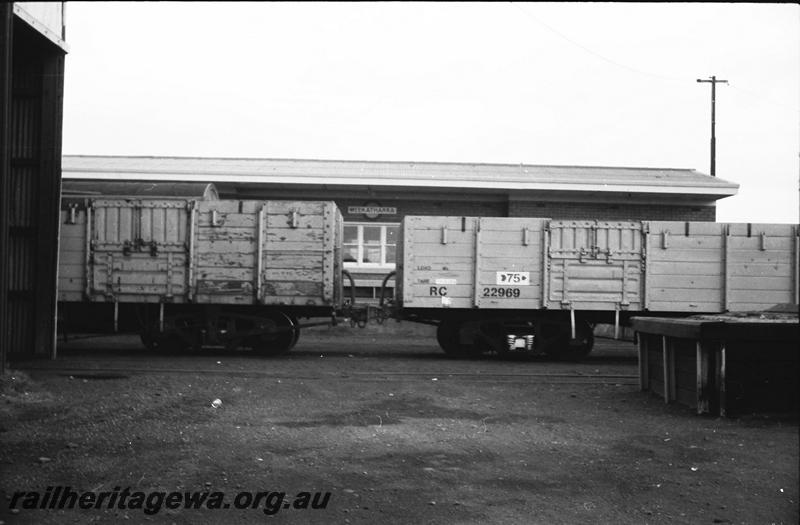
[631, 311, 799, 416]
[389, 216, 799, 358]
[58, 185, 343, 355]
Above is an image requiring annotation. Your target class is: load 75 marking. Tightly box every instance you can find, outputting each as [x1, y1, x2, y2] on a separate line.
[495, 272, 530, 286]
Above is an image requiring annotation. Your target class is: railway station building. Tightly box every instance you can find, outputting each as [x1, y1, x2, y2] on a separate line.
[62, 155, 739, 302]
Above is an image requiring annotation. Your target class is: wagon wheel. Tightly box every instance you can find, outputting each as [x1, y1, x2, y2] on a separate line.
[436, 320, 482, 357]
[475, 320, 508, 355]
[545, 321, 595, 361]
[288, 314, 301, 348]
[218, 313, 246, 352]
[140, 315, 199, 353]
[248, 312, 299, 356]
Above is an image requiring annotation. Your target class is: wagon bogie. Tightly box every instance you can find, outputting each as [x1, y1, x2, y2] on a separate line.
[210, 310, 299, 355]
[135, 306, 302, 354]
[430, 314, 595, 360]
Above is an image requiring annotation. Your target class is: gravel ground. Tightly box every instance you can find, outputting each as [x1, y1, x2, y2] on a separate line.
[0, 332, 797, 524]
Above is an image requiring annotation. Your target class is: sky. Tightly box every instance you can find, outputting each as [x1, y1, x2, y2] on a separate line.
[62, 2, 799, 223]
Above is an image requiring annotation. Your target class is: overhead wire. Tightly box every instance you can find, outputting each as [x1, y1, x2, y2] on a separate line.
[510, 3, 687, 84]
[510, 3, 800, 113]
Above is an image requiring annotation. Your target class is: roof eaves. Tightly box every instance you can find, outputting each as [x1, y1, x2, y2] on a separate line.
[61, 154, 706, 174]
[62, 170, 739, 196]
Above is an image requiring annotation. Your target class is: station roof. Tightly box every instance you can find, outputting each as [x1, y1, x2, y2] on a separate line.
[61, 180, 218, 200]
[62, 155, 739, 200]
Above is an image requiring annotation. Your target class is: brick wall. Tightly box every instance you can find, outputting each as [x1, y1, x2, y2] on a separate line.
[337, 198, 507, 223]
[508, 201, 716, 222]
[337, 197, 715, 223]
[229, 189, 717, 223]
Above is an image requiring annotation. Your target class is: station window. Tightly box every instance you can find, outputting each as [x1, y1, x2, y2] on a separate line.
[343, 223, 398, 268]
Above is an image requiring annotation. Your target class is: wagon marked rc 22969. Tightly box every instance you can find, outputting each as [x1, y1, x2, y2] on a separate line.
[393, 216, 798, 359]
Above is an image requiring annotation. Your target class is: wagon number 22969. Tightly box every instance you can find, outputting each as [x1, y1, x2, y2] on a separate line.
[482, 287, 521, 298]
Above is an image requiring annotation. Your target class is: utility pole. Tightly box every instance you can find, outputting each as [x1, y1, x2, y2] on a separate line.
[696, 76, 728, 177]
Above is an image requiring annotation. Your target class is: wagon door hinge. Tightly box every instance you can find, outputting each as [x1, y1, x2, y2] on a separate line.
[211, 209, 224, 227]
[66, 203, 79, 224]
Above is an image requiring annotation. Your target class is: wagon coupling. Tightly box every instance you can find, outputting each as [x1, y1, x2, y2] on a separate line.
[347, 305, 369, 329]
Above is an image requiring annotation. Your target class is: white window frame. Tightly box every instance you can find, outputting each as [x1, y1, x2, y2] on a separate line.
[343, 222, 398, 269]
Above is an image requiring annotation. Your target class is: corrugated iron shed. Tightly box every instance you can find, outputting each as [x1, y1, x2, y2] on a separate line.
[1, 2, 66, 368]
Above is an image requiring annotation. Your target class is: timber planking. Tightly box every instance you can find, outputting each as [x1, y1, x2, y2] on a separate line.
[57, 197, 343, 309]
[398, 216, 797, 314]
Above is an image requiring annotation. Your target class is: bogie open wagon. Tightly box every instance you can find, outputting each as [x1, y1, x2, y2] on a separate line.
[393, 216, 798, 358]
[58, 188, 342, 355]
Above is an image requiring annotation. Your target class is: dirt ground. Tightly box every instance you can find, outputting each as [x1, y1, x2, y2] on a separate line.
[1, 329, 797, 524]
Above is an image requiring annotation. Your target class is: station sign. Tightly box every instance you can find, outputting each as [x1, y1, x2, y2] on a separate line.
[347, 205, 397, 220]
